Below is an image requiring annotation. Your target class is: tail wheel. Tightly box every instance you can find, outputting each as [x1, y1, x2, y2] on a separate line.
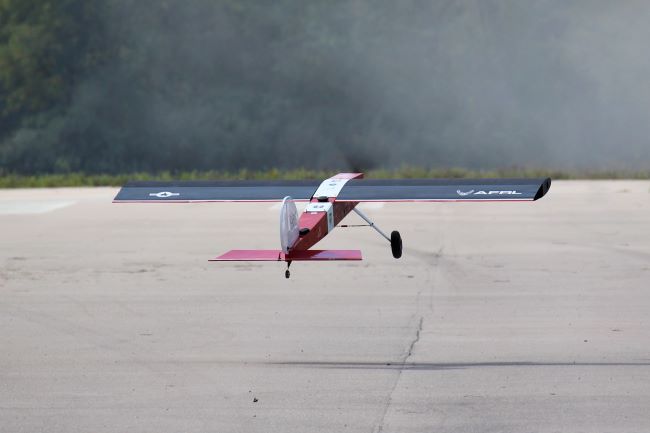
[390, 231, 402, 259]
[285, 261, 292, 279]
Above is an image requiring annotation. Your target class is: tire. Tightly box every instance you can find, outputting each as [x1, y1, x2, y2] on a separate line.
[390, 231, 402, 259]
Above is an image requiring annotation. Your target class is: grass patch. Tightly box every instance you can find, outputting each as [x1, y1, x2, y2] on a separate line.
[1, 167, 650, 188]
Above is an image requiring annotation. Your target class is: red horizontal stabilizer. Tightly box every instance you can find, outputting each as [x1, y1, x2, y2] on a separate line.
[210, 249, 362, 262]
[211, 250, 283, 261]
[285, 250, 362, 261]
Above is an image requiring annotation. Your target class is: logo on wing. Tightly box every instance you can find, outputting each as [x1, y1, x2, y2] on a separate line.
[457, 189, 523, 196]
[149, 191, 180, 198]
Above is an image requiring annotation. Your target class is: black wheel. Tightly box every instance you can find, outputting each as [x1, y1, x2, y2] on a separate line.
[390, 231, 402, 259]
[285, 269, 291, 279]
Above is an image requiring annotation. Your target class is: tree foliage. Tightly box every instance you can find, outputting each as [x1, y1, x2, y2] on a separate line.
[0, 0, 107, 114]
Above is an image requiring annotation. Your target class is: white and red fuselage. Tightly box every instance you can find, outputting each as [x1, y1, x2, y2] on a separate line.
[290, 172, 362, 252]
[214, 173, 365, 262]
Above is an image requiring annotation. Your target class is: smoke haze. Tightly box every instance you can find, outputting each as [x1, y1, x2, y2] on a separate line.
[2, 0, 649, 173]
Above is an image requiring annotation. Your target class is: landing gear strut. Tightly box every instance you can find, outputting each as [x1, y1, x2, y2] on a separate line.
[352, 208, 403, 259]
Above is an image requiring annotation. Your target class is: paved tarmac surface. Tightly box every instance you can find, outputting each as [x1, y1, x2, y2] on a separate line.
[1, 181, 649, 433]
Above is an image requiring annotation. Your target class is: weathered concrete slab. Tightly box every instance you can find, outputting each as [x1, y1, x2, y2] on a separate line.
[1, 181, 649, 432]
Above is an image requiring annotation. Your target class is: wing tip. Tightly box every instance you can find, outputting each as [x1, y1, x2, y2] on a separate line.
[533, 177, 552, 201]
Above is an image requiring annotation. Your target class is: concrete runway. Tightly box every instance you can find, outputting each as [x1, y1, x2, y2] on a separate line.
[1, 181, 649, 432]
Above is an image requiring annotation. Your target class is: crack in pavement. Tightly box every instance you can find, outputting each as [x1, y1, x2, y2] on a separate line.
[372, 249, 442, 433]
[373, 316, 424, 433]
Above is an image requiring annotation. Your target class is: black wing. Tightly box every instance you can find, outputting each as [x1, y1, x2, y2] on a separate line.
[336, 178, 551, 201]
[113, 180, 321, 202]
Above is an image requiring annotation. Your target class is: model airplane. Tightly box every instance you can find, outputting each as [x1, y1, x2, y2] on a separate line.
[114, 173, 551, 278]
